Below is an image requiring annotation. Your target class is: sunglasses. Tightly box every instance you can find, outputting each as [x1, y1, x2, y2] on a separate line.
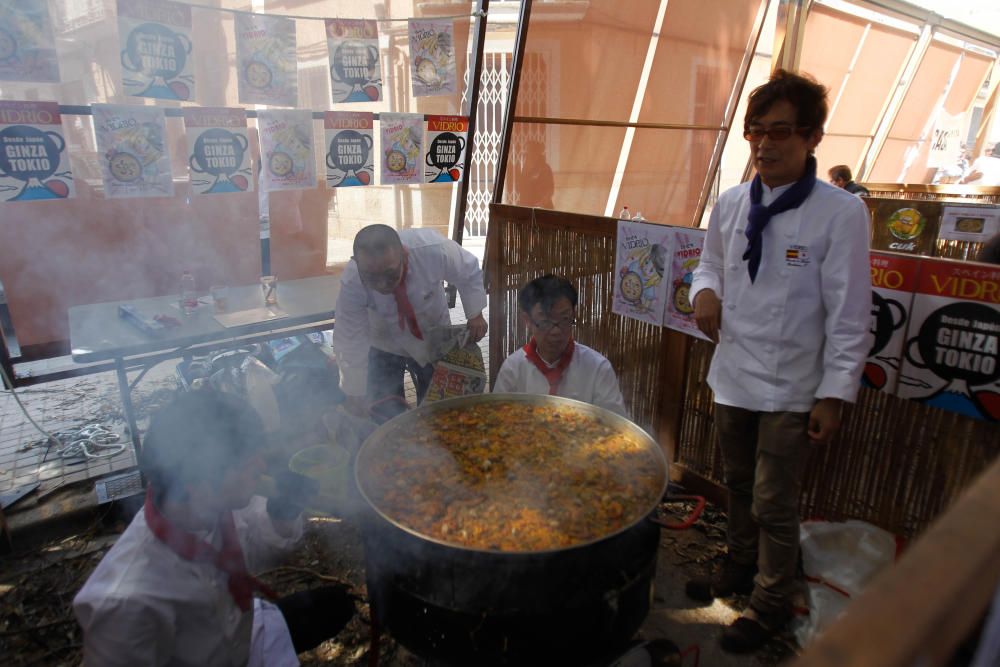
[743, 125, 812, 142]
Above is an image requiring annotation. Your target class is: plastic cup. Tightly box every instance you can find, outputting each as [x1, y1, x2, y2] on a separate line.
[210, 285, 229, 313]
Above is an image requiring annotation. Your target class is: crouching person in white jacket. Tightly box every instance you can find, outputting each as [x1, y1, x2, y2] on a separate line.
[73, 391, 355, 667]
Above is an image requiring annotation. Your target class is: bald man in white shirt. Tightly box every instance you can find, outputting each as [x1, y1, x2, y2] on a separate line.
[333, 224, 487, 420]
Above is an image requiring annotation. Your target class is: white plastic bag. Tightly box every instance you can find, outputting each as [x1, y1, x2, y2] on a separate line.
[793, 519, 898, 648]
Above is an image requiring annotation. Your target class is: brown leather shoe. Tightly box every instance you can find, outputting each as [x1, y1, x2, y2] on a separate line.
[684, 557, 757, 602]
[719, 606, 791, 653]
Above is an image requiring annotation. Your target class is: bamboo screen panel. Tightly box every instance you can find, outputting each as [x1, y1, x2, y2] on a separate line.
[678, 339, 1000, 539]
[486, 205, 667, 435]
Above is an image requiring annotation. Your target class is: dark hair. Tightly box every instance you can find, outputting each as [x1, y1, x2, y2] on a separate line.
[518, 274, 578, 314]
[829, 164, 852, 182]
[978, 232, 1000, 265]
[353, 224, 402, 258]
[745, 68, 828, 135]
[140, 390, 266, 503]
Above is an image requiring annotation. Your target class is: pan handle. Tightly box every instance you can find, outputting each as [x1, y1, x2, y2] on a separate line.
[650, 494, 706, 531]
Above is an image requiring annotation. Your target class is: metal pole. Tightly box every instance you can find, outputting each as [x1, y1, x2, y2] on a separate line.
[115, 357, 143, 457]
[451, 0, 490, 249]
[491, 0, 533, 206]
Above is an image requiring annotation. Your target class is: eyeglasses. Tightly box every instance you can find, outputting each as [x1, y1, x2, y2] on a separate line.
[530, 316, 577, 333]
[743, 124, 811, 142]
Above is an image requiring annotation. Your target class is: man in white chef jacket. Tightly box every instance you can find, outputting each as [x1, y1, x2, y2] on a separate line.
[333, 224, 488, 420]
[74, 391, 355, 666]
[685, 69, 871, 653]
[493, 274, 627, 418]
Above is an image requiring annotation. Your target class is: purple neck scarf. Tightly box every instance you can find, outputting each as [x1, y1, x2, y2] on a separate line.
[743, 155, 817, 283]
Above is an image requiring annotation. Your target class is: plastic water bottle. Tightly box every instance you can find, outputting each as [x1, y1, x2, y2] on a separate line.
[618, 205, 631, 220]
[631, 211, 645, 221]
[180, 271, 198, 315]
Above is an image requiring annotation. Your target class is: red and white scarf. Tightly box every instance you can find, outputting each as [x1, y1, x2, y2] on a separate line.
[144, 487, 276, 612]
[523, 338, 575, 395]
[392, 250, 423, 340]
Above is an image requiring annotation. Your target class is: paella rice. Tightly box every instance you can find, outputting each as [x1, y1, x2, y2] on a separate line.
[359, 400, 665, 551]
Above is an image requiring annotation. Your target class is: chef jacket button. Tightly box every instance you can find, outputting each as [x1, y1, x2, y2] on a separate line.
[726, 303, 735, 310]
[736, 228, 744, 234]
[785, 231, 794, 238]
[729, 263, 738, 270]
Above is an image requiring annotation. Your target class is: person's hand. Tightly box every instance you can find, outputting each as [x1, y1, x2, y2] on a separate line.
[466, 313, 488, 342]
[808, 398, 843, 445]
[693, 290, 722, 343]
[343, 395, 369, 419]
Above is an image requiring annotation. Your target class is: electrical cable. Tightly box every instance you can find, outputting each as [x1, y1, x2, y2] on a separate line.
[0, 363, 61, 450]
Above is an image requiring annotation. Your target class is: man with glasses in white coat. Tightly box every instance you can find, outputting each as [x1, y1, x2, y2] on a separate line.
[685, 69, 871, 653]
[493, 274, 627, 418]
[334, 224, 488, 420]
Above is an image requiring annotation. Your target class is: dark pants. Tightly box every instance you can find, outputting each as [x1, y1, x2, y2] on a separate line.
[276, 585, 355, 653]
[715, 403, 812, 615]
[366, 347, 435, 420]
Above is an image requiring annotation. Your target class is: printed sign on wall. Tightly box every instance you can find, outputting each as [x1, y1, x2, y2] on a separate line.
[612, 220, 671, 327]
[867, 198, 942, 256]
[897, 259, 999, 422]
[258, 109, 314, 192]
[236, 13, 297, 107]
[117, 0, 194, 101]
[326, 19, 381, 104]
[0, 101, 73, 202]
[663, 227, 708, 340]
[424, 115, 467, 183]
[408, 19, 456, 97]
[865, 252, 920, 394]
[324, 111, 373, 188]
[183, 107, 252, 195]
[0, 1, 60, 83]
[93, 104, 173, 199]
[380, 113, 423, 185]
[938, 205, 1000, 243]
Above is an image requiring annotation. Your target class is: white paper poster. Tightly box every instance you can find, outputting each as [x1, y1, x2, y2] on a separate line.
[0, 1, 59, 83]
[117, 0, 194, 101]
[93, 104, 173, 199]
[927, 112, 963, 170]
[326, 19, 381, 104]
[183, 107, 252, 196]
[896, 259, 999, 422]
[864, 252, 920, 395]
[408, 19, 456, 97]
[0, 101, 74, 202]
[236, 13, 297, 107]
[612, 220, 672, 326]
[324, 111, 373, 188]
[380, 112, 423, 185]
[663, 227, 708, 339]
[938, 205, 1000, 243]
[258, 109, 314, 192]
[424, 115, 467, 183]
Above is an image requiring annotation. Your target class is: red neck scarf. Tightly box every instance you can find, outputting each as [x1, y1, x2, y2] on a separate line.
[392, 251, 423, 340]
[143, 487, 276, 612]
[523, 337, 575, 395]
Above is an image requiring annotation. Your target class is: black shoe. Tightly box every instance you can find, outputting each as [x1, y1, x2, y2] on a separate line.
[719, 606, 791, 653]
[685, 557, 756, 602]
